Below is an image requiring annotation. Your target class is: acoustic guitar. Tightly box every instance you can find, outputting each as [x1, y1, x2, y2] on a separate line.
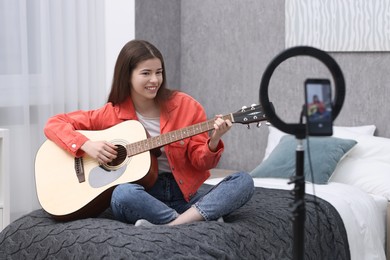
[35, 105, 268, 221]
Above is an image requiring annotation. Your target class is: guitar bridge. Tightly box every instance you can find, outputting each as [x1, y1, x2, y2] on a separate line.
[74, 157, 86, 183]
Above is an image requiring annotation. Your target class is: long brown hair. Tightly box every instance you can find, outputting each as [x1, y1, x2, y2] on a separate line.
[107, 40, 174, 106]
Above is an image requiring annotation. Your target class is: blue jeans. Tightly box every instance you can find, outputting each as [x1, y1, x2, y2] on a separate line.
[110, 171, 254, 224]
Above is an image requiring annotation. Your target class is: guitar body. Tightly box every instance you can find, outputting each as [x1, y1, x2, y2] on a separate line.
[35, 120, 155, 221]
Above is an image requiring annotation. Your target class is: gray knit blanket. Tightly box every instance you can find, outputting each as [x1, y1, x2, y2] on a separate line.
[0, 186, 350, 259]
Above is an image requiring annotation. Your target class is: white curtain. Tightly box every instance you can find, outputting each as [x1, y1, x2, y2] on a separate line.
[0, 0, 106, 221]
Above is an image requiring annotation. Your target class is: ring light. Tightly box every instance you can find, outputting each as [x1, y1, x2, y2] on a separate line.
[259, 46, 345, 137]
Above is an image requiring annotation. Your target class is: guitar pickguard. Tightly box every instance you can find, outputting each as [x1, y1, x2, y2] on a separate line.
[88, 164, 128, 188]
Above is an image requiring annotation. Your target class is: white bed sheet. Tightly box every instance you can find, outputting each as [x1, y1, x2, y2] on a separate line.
[205, 177, 386, 260]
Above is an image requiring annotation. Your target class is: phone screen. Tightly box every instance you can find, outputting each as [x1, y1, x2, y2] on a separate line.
[305, 79, 333, 136]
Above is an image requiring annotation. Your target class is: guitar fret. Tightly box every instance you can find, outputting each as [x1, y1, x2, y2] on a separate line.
[160, 134, 165, 147]
[127, 143, 133, 156]
[144, 140, 149, 150]
[176, 129, 182, 140]
[165, 134, 170, 146]
[203, 121, 212, 132]
[154, 136, 161, 147]
[189, 125, 194, 136]
[128, 143, 133, 156]
[207, 121, 213, 130]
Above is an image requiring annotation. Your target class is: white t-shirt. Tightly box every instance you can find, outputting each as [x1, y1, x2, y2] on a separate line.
[136, 112, 171, 173]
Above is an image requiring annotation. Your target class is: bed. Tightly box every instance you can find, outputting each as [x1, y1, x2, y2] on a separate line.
[0, 125, 389, 259]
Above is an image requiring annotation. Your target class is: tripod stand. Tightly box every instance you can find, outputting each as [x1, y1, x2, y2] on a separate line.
[289, 138, 306, 260]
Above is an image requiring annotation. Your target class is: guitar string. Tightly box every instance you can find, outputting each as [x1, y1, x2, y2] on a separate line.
[120, 107, 261, 157]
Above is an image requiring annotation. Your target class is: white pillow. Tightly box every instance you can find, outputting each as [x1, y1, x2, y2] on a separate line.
[263, 125, 376, 161]
[329, 135, 390, 200]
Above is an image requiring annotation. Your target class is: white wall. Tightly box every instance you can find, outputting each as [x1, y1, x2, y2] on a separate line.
[5, 1, 135, 223]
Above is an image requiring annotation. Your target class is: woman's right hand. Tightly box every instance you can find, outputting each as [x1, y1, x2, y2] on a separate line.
[81, 140, 118, 164]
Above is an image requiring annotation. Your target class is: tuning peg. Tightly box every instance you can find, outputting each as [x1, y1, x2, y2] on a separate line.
[266, 121, 271, 126]
[241, 106, 247, 112]
[246, 124, 251, 129]
[256, 122, 262, 128]
[251, 104, 256, 109]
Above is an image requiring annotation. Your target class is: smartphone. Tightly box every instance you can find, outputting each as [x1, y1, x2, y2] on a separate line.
[304, 79, 333, 136]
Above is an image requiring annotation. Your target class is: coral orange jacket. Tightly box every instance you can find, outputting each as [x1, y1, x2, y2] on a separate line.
[44, 92, 224, 201]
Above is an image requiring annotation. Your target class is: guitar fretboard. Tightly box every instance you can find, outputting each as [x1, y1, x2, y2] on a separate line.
[126, 114, 233, 156]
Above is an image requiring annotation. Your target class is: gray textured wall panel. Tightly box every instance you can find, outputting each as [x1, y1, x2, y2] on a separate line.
[180, 0, 285, 171]
[135, 0, 181, 90]
[136, 0, 390, 172]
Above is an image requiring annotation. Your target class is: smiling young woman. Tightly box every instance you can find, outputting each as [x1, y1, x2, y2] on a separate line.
[43, 39, 254, 226]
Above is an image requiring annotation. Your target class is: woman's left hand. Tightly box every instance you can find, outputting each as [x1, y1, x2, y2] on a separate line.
[208, 115, 232, 152]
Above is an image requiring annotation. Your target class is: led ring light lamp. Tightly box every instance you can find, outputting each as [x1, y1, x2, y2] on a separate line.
[259, 46, 345, 260]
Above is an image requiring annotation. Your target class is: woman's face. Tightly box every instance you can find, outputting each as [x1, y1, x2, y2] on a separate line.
[130, 58, 163, 102]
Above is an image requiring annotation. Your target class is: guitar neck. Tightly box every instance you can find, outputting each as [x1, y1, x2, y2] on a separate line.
[126, 114, 233, 156]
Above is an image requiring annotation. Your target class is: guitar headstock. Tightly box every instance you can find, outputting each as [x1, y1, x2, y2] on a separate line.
[232, 104, 269, 125]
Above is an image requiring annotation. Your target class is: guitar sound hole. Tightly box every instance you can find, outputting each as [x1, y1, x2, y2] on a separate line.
[107, 145, 127, 167]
